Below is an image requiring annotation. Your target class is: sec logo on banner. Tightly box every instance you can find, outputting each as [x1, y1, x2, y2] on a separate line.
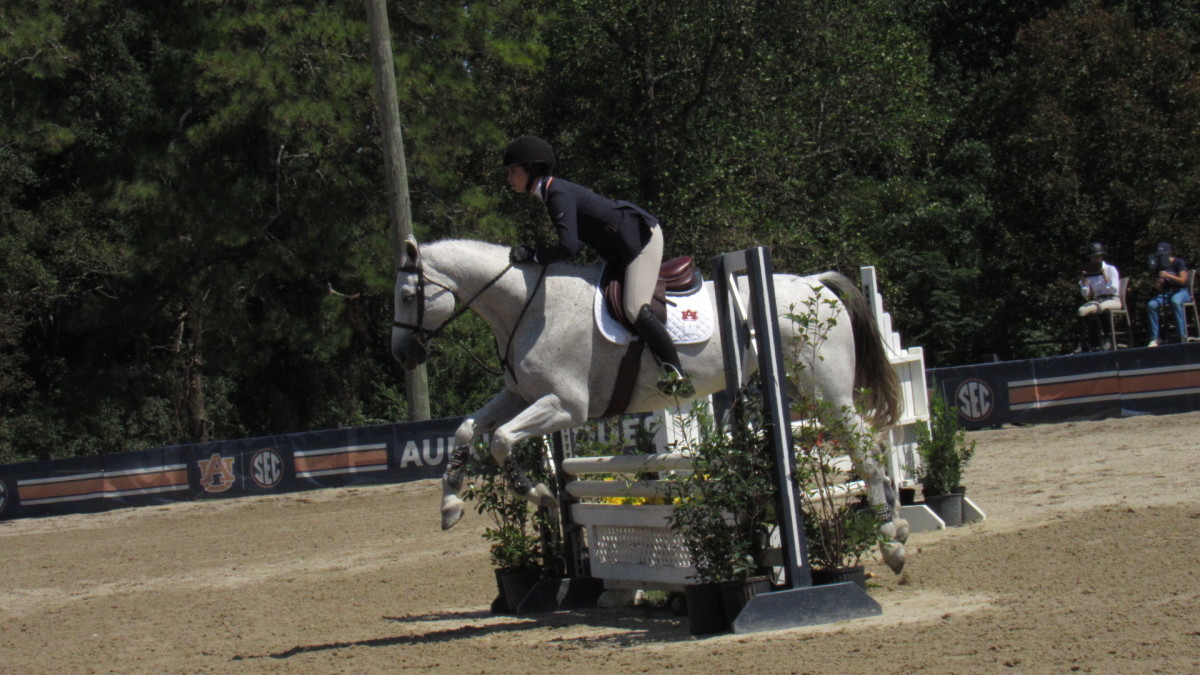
[250, 448, 284, 489]
[955, 378, 994, 422]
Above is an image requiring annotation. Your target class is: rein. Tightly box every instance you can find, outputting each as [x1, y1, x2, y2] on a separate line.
[392, 260, 548, 383]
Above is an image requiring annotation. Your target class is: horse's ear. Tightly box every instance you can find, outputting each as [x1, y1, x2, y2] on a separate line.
[401, 235, 420, 269]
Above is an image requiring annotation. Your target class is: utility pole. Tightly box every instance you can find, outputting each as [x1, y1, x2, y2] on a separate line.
[366, 0, 431, 421]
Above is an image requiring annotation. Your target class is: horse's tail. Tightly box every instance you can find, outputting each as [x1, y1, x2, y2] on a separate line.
[817, 271, 902, 430]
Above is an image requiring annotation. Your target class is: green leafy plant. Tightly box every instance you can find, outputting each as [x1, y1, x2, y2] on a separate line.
[792, 397, 884, 571]
[914, 391, 976, 496]
[786, 293, 883, 571]
[666, 396, 775, 584]
[461, 438, 560, 574]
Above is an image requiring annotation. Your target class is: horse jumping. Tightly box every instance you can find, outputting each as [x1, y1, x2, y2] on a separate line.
[391, 238, 908, 572]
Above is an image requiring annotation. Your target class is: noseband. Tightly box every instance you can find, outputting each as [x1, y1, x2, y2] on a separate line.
[391, 261, 511, 347]
[392, 260, 548, 384]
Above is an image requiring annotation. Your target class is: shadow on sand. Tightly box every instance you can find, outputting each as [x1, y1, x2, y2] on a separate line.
[232, 605, 695, 662]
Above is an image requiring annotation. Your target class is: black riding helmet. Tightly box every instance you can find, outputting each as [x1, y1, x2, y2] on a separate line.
[502, 136, 555, 168]
[503, 136, 555, 170]
[503, 136, 556, 193]
[1087, 242, 1106, 257]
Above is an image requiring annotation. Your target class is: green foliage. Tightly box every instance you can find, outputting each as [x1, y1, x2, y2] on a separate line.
[786, 294, 883, 570]
[0, 1, 544, 459]
[793, 398, 886, 571]
[914, 390, 976, 496]
[461, 438, 559, 573]
[6, 0, 1200, 462]
[666, 397, 775, 583]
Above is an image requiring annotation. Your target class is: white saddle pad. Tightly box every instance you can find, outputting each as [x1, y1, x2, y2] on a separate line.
[594, 274, 716, 345]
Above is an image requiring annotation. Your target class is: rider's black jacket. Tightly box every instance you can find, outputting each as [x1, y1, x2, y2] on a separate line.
[533, 178, 658, 266]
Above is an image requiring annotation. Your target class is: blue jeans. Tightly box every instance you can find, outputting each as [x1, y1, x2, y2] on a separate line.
[1147, 289, 1192, 340]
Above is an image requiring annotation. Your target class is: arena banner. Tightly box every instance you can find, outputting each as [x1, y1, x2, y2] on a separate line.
[0, 416, 463, 521]
[929, 342, 1200, 430]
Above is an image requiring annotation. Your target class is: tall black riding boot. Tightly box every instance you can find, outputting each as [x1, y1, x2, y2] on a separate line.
[633, 304, 695, 397]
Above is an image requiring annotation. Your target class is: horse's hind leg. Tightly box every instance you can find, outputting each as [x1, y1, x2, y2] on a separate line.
[441, 389, 528, 530]
[844, 429, 907, 566]
[820, 385, 908, 573]
[490, 393, 582, 508]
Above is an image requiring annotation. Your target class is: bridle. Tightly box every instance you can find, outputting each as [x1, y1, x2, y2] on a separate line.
[391, 258, 547, 382]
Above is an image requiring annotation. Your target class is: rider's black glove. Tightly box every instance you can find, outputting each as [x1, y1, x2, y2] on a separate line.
[509, 245, 537, 264]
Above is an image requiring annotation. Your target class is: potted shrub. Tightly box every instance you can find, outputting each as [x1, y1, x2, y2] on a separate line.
[461, 438, 560, 613]
[914, 390, 976, 526]
[666, 395, 775, 634]
[785, 294, 883, 589]
[792, 398, 884, 590]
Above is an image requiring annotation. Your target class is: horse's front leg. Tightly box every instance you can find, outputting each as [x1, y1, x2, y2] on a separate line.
[491, 393, 582, 509]
[441, 389, 528, 530]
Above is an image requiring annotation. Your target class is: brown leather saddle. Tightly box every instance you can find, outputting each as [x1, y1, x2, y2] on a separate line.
[602, 256, 703, 328]
[600, 256, 703, 418]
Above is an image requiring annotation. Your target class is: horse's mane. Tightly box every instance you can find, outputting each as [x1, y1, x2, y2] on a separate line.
[424, 239, 604, 277]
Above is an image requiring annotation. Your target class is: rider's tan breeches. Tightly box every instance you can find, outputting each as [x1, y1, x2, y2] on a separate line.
[623, 225, 663, 320]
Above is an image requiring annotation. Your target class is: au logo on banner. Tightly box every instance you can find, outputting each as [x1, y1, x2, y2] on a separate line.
[955, 378, 995, 422]
[197, 453, 237, 493]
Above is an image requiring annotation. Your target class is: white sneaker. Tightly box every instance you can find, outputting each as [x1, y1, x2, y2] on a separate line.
[1147, 339, 1159, 348]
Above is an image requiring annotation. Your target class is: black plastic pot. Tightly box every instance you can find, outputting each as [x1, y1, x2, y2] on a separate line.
[924, 491, 965, 527]
[719, 576, 771, 626]
[684, 582, 729, 635]
[899, 487, 917, 506]
[810, 565, 867, 591]
[494, 568, 540, 614]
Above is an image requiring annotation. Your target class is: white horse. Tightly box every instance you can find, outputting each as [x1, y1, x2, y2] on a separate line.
[391, 238, 909, 572]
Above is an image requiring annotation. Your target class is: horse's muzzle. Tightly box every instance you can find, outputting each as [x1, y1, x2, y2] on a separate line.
[391, 327, 429, 369]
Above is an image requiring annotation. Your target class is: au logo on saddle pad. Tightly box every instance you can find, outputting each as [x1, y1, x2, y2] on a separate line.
[197, 453, 237, 493]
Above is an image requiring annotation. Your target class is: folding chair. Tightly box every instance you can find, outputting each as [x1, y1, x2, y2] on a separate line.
[1105, 277, 1132, 349]
[1183, 269, 1200, 342]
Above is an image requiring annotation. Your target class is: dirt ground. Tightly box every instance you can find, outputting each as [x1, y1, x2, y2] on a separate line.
[3, 412, 1199, 674]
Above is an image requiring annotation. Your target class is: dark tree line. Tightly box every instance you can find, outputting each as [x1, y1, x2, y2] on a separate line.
[3, 0, 1199, 463]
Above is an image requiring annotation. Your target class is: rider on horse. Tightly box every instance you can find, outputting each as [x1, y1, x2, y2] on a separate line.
[502, 135, 694, 397]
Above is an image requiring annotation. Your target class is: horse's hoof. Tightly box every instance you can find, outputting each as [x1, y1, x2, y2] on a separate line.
[441, 496, 464, 531]
[597, 589, 638, 608]
[877, 521, 897, 541]
[881, 540, 906, 574]
[534, 483, 557, 509]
